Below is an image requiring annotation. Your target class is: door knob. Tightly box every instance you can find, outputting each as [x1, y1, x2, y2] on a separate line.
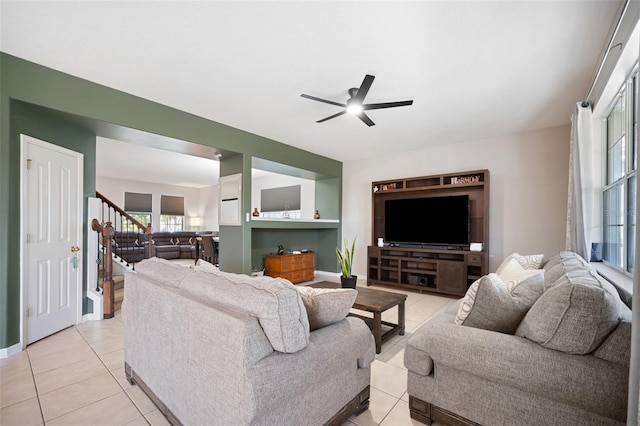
[70, 246, 80, 253]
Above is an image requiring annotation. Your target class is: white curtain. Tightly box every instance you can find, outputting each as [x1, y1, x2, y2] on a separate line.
[566, 102, 594, 260]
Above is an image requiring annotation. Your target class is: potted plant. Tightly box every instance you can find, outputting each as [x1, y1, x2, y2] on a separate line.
[336, 236, 357, 288]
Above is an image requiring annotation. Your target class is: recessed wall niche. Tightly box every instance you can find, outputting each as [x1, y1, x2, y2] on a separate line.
[250, 157, 341, 273]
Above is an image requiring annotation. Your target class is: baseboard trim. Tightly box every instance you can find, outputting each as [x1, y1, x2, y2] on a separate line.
[0, 342, 23, 359]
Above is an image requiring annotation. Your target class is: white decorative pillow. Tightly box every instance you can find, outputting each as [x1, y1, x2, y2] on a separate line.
[497, 257, 543, 284]
[296, 286, 357, 331]
[455, 272, 545, 334]
[496, 253, 544, 275]
[455, 277, 482, 325]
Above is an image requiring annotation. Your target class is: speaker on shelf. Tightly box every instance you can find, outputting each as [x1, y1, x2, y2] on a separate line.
[590, 242, 602, 262]
[408, 274, 429, 286]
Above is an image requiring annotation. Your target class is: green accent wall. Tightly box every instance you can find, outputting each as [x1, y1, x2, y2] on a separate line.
[0, 53, 342, 350]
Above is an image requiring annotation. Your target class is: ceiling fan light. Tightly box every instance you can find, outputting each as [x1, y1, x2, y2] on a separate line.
[346, 102, 363, 115]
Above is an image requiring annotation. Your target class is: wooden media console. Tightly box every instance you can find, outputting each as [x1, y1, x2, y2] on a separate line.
[368, 170, 489, 296]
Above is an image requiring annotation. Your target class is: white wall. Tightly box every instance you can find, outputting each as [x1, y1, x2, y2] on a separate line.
[198, 184, 219, 231]
[96, 177, 219, 231]
[342, 125, 570, 275]
[251, 172, 316, 219]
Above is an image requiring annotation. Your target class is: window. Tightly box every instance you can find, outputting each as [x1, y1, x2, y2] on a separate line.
[160, 215, 184, 232]
[603, 71, 637, 273]
[260, 185, 302, 219]
[160, 195, 184, 232]
[128, 213, 151, 228]
[124, 192, 152, 230]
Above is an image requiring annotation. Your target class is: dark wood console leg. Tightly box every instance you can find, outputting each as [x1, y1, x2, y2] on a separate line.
[398, 301, 405, 335]
[373, 312, 382, 354]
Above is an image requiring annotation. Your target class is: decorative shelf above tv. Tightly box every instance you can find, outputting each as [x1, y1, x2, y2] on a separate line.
[369, 169, 489, 295]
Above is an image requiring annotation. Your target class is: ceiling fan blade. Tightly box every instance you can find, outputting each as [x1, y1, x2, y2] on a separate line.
[301, 94, 346, 108]
[356, 111, 375, 127]
[362, 100, 414, 110]
[352, 74, 375, 103]
[317, 110, 347, 123]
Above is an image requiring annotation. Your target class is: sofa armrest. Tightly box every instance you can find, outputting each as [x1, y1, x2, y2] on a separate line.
[248, 317, 375, 395]
[406, 314, 628, 420]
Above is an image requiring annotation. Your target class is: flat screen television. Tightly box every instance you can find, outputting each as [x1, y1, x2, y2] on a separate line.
[384, 195, 470, 246]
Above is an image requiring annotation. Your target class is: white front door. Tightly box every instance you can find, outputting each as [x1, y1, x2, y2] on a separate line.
[22, 135, 84, 345]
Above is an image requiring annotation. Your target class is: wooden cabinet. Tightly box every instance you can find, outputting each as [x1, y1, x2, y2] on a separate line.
[367, 246, 485, 296]
[265, 252, 315, 284]
[369, 169, 489, 296]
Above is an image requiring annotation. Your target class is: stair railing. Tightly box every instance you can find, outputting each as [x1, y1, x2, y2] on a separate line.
[92, 192, 153, 318]
[91, 219, 115, 319]
[96, 191, 153, 265]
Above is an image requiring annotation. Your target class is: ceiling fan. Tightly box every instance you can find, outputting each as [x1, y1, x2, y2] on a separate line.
[301, 74, 413, 127]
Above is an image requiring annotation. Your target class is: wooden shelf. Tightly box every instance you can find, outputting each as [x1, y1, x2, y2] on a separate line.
[369, 170, 489, 296]
[368, 246, 486, 296]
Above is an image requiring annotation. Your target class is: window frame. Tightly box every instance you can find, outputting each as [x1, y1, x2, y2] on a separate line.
[602, 68, 638, 275]
[160, 214, 184, 232]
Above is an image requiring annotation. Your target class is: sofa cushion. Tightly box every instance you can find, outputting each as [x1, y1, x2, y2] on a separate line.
[454, 272, 544, 334]
[496, 252, 544, 275]
[593, 321, 632, 366]
[151, 232, 174, 245]
[135, 257, 194, 288]
[516, 270, 623, 354]
[542, 251, 592, 290]
[296, 286, 357, 331]
[181, 267, 310, 353]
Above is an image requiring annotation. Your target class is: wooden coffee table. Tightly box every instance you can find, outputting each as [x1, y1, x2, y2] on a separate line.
[310, 281, 407, 354]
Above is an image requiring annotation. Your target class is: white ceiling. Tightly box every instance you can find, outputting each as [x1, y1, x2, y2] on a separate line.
[96, 137, 219, 188]
[0, 0, 625, 186]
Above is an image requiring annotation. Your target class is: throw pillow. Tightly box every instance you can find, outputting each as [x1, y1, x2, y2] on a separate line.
[496, 257, 543, 283]
[454, 272, 545, 334]
[296, 286, 357, 331]
[496, 252, 544, 275]
[516, 271, 623, 354]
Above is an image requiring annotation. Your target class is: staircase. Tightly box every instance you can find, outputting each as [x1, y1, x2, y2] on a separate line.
[91, 192, 152, 318]
[98, 262, 125, 313]
[114, 276, 125, 312]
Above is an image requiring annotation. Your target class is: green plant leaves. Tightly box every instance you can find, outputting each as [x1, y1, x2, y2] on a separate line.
[336, 236, 356, 277]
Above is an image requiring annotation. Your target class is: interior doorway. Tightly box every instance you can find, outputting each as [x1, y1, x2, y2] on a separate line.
[21, 134, 84, 345]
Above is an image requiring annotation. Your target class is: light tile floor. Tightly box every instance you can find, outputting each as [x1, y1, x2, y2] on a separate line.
[0, 276, 457, 426]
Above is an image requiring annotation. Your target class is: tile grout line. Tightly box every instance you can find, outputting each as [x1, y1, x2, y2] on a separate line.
[36, 323, 149, 425]
[376, 396, 404, 426]
[84, 314, 153, 425]
[25, 349, 46, 425]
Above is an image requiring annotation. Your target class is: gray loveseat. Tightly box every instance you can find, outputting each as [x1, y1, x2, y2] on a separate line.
[405, 251, 632, 426]
[122, 257, 375, 426]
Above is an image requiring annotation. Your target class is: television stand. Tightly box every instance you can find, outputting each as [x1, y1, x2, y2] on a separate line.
[367, 246, 484, 296]
[369, 170, 489, 296]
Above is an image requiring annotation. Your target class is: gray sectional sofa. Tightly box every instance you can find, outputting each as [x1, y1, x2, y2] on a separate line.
[122, 257, 375, 426]
[405, 251, 632, 426]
